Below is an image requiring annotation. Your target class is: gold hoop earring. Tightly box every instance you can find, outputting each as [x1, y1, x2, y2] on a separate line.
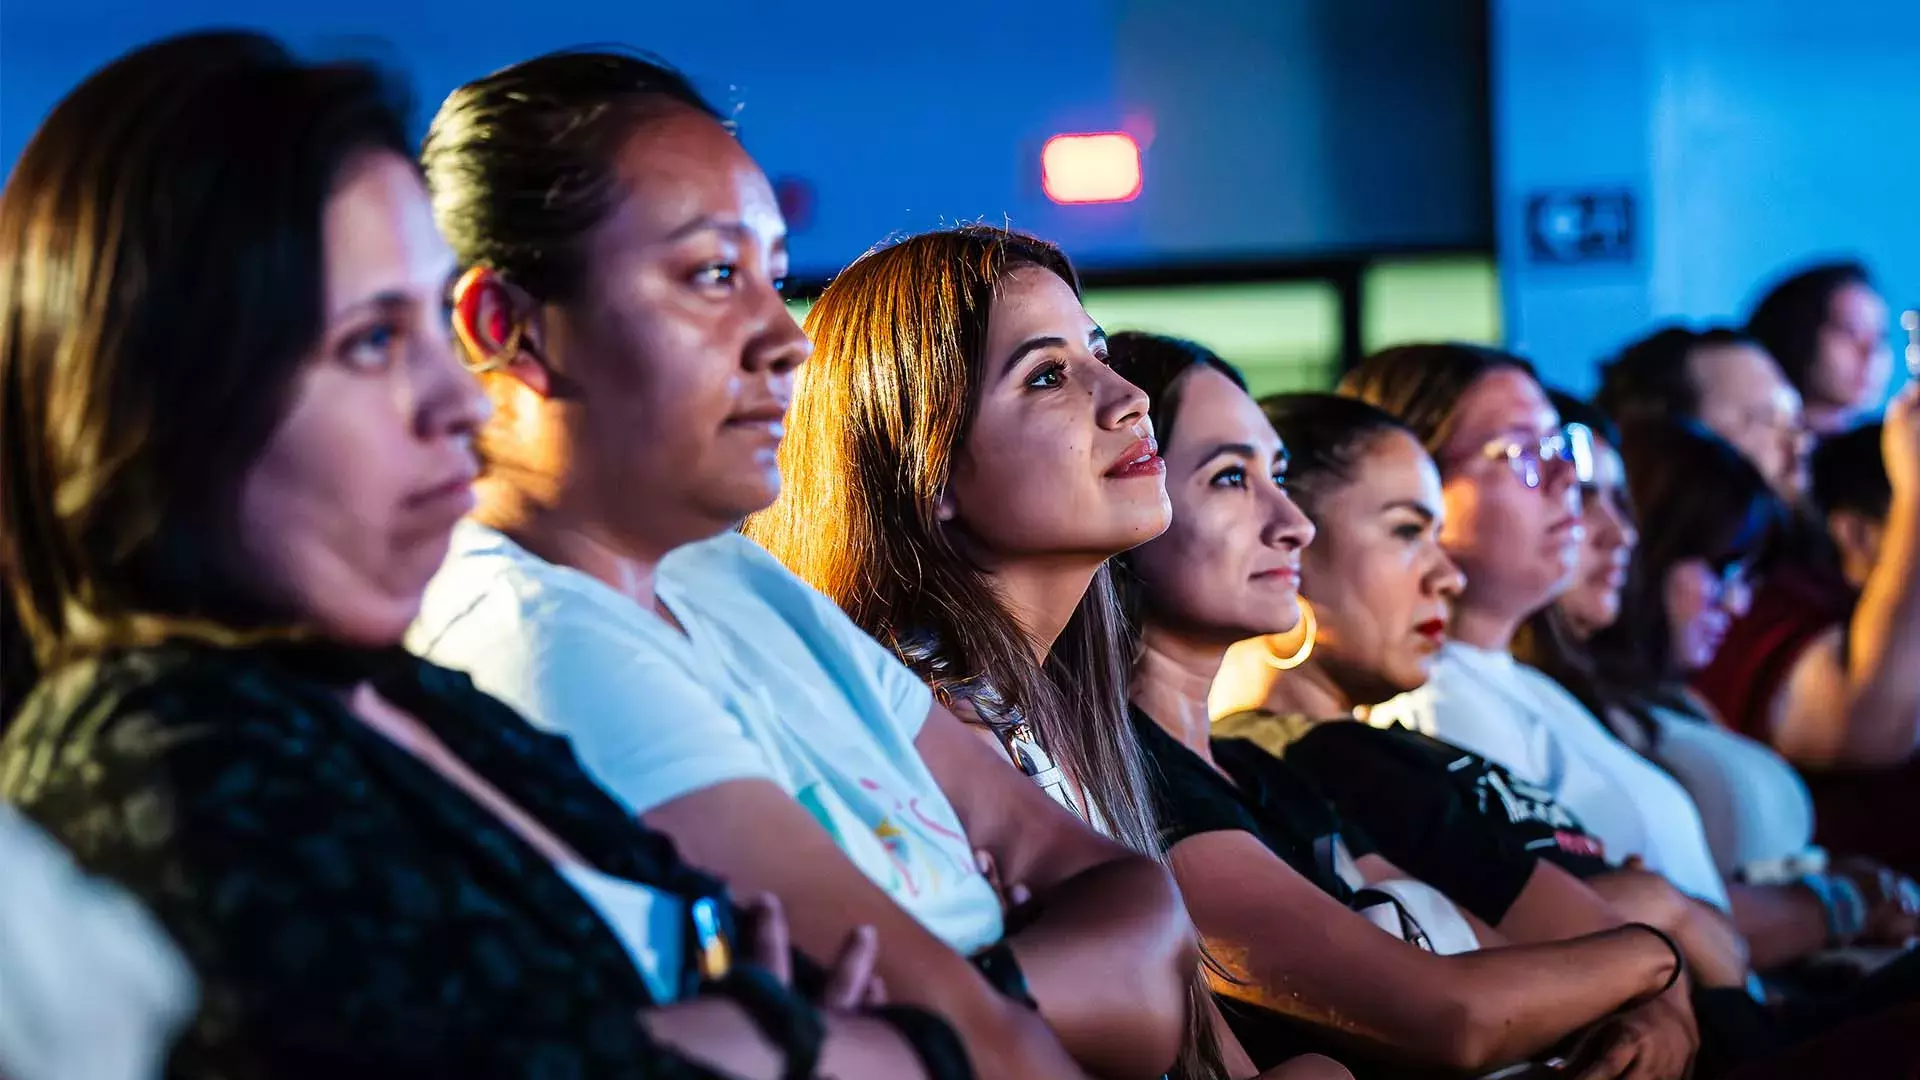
[1262, 600, 1317, 671]
[466, 322, 525, 375]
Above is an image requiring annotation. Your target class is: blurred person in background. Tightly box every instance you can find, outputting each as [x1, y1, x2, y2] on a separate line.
[0, 32, 956, 1079]
[1518, 403, 1920, 972]
[414, 58, 1190, 1080]
[1746, 261, 1892, 438]
[1595, 326, 1809, 501]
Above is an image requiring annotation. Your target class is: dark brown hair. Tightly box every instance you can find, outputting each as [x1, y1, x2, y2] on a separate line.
[0, 31, 412, 678]
[421, 48, 721, 304]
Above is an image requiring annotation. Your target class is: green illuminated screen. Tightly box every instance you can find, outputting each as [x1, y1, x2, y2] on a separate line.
[788, 254, 1500, 399]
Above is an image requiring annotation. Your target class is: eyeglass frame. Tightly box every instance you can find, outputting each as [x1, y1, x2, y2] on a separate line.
[1446, 422, 1596, 490]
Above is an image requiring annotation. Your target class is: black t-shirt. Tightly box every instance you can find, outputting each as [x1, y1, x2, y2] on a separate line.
[1231, 714, 1613, 925]
[1132, 707, 1373, 901]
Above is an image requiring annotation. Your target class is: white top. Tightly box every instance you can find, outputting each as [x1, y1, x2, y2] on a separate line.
[1638, 704, 1817, 880]
[1368, 642, 1731, 909]
[0, 805, 196, 1080]
[558, 863, 687, 1005]
[410, 523, 1004, 955]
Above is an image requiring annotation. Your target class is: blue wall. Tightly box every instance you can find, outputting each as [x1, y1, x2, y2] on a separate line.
[0, 0, 1488, 279]
[1493, 0, 1920, 397]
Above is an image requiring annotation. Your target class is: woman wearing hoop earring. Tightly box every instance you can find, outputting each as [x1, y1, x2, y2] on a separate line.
[1108, 343, 1700, 1079]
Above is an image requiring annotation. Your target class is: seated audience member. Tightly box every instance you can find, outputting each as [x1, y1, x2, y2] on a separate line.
[1691, 398, 1920, 879]
[411, 55, 1192, 1079]
[1207, 394, 1920, 1075]
[1594, 326, 1808, 500]
[1746, 261, 1892, 438]
[1342, 345, 1730, 909]
[0, 804, 195, 1080]
[743, 227, 1328, 1079]
[0, 33, 956, 1079]
[1523, 403, 1920, 968]
[1097, 338, 1694, 1079]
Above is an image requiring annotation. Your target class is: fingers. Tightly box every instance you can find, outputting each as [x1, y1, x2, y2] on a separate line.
[863, 974, 889, 1008]
[823, 924, 880, 1011]
[975, 849, 1003, 896]
[739, 892, 792, 986]
[1007, 882, 1033, 909]
[1568, 1037, 1637, 1080]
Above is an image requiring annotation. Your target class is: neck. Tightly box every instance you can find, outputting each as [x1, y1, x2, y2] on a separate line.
[473, 476, 674, 606]
[983, 557, 1103, 665]
[1130, 622, 1228, 759]
[1449, 594, 1527, 653]
[1255, 655, 1354, 721]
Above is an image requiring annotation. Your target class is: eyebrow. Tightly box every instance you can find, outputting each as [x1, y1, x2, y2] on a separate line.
[1192, 442, 1259, 470]
[662, 215, 781, 246]
[1382, 499, 1437, 523]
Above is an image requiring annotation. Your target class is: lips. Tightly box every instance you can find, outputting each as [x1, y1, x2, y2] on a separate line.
[1252, 566, 1300, 587]
[1104, 436, 1164, 479]
[1414, 618, 1449, 643]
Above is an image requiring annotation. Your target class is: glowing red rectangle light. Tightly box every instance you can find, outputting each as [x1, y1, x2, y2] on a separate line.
[1042, 132, 1142, 205]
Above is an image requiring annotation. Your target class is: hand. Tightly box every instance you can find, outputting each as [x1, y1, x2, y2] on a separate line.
[1568, 997, 1696, 1080]
[974, 849, 1033, 919]
[1836, 858, 1920, 945]
[1880, 382, 1920, 498]
[737, 892, 888, 1008]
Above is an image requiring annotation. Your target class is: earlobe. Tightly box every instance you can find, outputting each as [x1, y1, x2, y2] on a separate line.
[935, 488, 958, 523]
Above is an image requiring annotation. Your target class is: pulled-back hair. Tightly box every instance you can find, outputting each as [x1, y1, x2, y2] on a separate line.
[1106, 332, 1247, 638]
[1338, 342, 1536, 458]
[1596, 325, 1760, 426]
[0, 31, 412, 678]
[746, 225, 1155, 853]
[1257, 393, 1416, 520]
[422, 49, 721, 302]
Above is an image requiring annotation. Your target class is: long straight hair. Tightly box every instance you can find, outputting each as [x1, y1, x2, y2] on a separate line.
[745, 226, 1227, 1078]
[747, 225, 1155, 854]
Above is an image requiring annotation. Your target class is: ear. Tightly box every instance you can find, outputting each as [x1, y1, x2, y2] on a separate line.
[935, 487, 958, 523]
[451, 267, 551, 398]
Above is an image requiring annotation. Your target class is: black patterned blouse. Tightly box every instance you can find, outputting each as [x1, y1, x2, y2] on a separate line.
[0, 641, 734, 1079]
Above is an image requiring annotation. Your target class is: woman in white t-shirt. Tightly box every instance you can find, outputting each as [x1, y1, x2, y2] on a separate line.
[1343, 346, 1734, 910]
[411, 53, 1195, 1080]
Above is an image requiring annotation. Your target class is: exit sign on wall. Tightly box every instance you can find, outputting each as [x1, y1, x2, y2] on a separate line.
[1525, 189, 1635, 265]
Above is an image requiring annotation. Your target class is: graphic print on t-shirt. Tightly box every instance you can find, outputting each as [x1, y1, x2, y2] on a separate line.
[795, 777, 974, 900]
[1465, 756, 1606, 863]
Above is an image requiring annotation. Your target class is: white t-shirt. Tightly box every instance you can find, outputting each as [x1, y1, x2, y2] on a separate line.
[1639, 704, 1817, 880]
[1368, 642, 1731, 909]
[409, 523, 1004, 955]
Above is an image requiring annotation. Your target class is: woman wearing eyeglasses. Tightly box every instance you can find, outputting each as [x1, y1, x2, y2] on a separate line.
[1345, 345, 1730, 911]
[1517, 405, 1920, 971]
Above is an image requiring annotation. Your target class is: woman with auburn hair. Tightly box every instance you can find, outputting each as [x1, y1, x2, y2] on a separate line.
[747, 228, 1344, 1080]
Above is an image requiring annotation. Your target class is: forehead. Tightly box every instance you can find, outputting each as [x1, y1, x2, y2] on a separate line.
[1166, 365, 1275, 453]
[1830, 282, 1888, 327]
[1691, 342, 1794, 401]
[323, 151, 453, 311]
[1360, 427, 1442, 498]
[985, 265, 1095, 347]
[596, 107, 782, 250]
[1448, 367, 1555, 446]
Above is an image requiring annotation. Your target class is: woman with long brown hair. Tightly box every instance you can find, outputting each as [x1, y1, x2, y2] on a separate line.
[748, 225, 1348, 1080]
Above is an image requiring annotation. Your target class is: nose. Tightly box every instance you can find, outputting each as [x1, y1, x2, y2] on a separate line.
[742, 280, 812, 377]
[417, 318, 491, 441]
[1261, 485, 1317, 552]
[1097, 363, 1152, 433]
[1603, 496, 1639, 554]
[1429, 548, 1467, 600]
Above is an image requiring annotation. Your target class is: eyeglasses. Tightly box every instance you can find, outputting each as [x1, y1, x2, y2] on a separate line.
[1463, 423, 1595, 490]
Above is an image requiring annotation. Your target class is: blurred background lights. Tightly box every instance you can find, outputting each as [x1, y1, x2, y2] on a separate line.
[1042, 132, 1142, 205]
